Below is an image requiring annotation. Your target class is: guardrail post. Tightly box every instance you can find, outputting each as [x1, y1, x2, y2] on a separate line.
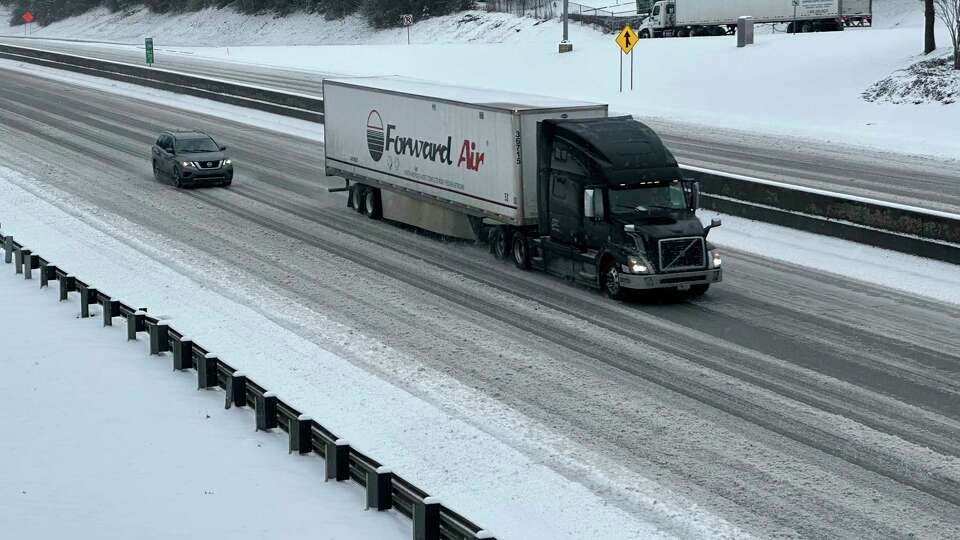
[225, 371, 246, 409]
[101, 297, 120, 327]
[414, 497, 442, 540]
[59, 275, 76, 301]
[289, 414, 312, 454]
[366, 466, 393, 511]
[39, 262, 57, 288]
[148, 321, 169, 354]
[255, 391, 278, 431]
[80, 287, 98, 318]
[127, 310, 147, 340]
[172, 336, 193, 370]
[325, 439, 350, 482]
[3, 235, 12, 264]
[15, 248, 25, 274]
[198, 352, 218, 389]
[24, 252, 38, 280]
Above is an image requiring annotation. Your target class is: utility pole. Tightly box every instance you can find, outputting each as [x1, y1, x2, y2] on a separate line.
[559, 0, 573, 53]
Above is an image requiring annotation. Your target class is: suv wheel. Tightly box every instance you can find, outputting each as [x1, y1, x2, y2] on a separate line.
[173, 169, 184, 188]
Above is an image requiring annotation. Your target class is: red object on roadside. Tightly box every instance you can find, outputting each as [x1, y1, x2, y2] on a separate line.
[22, 11, 34, 23]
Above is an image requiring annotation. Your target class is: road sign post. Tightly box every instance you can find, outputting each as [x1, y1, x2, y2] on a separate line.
[145, 37, 154, 65]
[559, 0, 573, 53]
[400, 14, 413, 45]
[615, 25, 639, 92]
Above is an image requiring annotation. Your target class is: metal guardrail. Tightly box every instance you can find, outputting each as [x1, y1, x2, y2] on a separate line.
[0, 43, 324, 122]
[684, 166, 960, 265]
[2, 41, 958, 266]
[0, 227, 494, 540]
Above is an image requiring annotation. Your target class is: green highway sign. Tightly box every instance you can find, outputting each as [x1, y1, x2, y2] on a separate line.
[145, 37, 154, 65]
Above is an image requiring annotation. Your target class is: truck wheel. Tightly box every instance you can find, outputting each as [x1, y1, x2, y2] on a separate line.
[688, 284, 710, 298]
[801, 22, 813, 33]
[639, 30, 650, 39]
[512, 234, 531, 270]
[676, 28, 688, 37]
[491, 227, 512, 260]
[601, 261, 626, 300]
[363, 187, 382, 219]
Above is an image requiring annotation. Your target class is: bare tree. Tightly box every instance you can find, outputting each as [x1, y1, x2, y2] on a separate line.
[935, 0, 960, 69]
[926, 0, 937, 54]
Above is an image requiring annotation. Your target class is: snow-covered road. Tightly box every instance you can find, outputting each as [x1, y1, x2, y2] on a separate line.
[1, 65, 959, 538]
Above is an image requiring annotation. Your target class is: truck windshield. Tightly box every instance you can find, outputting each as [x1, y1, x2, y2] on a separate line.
[610, 181, 687, 214]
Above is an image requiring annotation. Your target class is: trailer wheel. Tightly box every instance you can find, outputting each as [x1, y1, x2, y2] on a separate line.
[491, 226, 512, 260]
[801, 21, 813, 33]
[676, 28, 688, 37]
[601, 260, 626, 300]
[362, 187, 382, 219]
[512, 234, 531, 270]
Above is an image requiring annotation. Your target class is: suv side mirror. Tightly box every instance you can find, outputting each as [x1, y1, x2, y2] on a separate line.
[583, 188, 604, 221]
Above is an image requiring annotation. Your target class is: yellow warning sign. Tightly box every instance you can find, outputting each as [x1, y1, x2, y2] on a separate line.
[616, 25, 639, 54]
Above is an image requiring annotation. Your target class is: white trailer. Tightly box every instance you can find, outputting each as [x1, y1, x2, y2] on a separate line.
[841, 0, 872, 26]
[639, 0, 848, 38]
[323, 77, 607, 239]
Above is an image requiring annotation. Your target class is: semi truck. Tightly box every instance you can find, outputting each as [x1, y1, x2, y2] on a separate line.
[637, 0, 852, 38]
[323, 77, 722, 299]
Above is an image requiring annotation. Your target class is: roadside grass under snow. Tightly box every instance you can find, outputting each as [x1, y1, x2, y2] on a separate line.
[0, 265, 408, 540]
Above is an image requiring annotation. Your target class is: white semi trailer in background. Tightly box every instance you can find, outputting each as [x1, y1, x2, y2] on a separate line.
[638, 0, 860, 38]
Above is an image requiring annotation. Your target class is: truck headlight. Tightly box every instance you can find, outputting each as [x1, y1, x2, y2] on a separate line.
[709, 250, 722, 269]
[625, 255, 652, 274]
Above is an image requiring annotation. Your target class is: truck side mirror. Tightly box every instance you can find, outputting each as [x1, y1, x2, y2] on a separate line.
[684, 180, 701, 210]
[704, 218, 722, 237]
[584, 188, 604, 221]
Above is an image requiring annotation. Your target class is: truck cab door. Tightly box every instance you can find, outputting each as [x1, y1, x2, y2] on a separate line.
[582, 187, 609, 250]
[547, 172, 582, 246]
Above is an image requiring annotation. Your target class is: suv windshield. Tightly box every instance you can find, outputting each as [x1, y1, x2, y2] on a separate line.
[610, 180, 687, 214]
[175, 137, 219, 154]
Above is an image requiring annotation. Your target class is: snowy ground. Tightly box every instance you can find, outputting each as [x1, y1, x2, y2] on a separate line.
[2, 57, 960, 538]
[0, 266, 409, 540]
[1, 1, 955, 159]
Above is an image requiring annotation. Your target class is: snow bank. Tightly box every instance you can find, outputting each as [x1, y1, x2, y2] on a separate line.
[0, 269, 408, 540]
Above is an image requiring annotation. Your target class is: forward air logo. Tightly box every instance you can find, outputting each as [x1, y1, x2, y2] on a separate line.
[365, 110, 485, 172]
[367, 110, 385, 162]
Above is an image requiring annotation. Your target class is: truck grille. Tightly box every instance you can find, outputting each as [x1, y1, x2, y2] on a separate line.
[659, 237, 705, 272]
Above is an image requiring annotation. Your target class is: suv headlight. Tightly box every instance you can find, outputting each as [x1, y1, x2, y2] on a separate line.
[624, 254, 653, 274]
[709, 249, 722, 269]
[181, 161, 193, 168]
[224, 159, 232, 165]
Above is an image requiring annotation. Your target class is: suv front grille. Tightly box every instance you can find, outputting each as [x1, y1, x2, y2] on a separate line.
[659, 237, 705, 272]
[195, 160, 222, 170]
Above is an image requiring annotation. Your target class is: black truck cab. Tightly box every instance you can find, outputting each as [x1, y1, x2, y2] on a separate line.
[497, 116, 722, 299]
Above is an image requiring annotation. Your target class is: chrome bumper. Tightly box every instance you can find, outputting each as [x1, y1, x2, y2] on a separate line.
[619, 268, 722, 290]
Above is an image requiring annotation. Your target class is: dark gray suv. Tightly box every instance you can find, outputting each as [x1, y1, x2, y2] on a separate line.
[152, 130, 233, 187]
